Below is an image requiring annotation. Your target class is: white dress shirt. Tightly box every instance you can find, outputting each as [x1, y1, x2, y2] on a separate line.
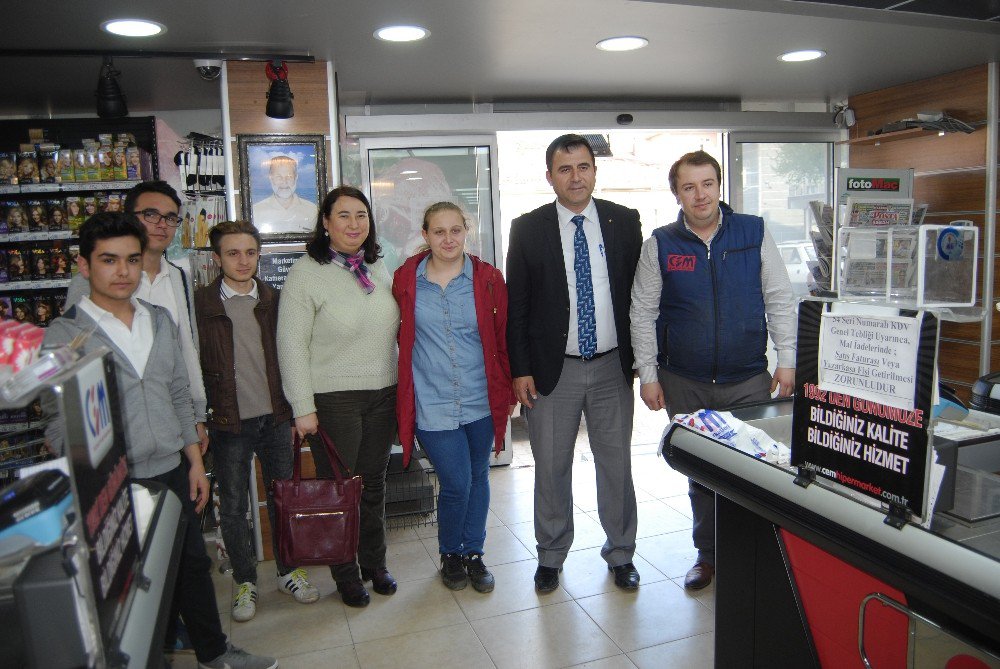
[556, 199, 618, 356]
[78, 296, 154, 378]
[136, 256, 180, 325]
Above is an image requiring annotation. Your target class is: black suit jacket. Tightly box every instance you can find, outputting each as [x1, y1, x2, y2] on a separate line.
[506, 199, 642, 396]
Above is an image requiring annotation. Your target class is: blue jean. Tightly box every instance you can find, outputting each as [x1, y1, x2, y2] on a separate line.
[417, 414, 494, 556]
[211, 415, 293, 584]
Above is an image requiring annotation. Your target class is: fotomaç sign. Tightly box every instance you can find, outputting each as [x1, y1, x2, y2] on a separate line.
[847, 177, 900, 192]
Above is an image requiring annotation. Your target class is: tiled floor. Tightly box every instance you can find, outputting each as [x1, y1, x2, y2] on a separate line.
[171, 394, 715, 669]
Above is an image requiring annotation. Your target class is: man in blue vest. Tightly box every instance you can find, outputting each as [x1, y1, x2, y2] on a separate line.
[630, 150, 796, 590]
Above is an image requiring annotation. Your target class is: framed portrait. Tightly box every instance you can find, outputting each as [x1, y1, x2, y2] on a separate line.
[237, 133, 327, 240]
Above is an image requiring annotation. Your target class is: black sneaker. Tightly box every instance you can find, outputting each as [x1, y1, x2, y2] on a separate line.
[463, 553, 495, 593]
[440, 553, 468, 590]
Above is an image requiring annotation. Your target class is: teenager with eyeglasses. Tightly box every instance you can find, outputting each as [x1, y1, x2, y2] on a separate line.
[66, 180, 209, 454]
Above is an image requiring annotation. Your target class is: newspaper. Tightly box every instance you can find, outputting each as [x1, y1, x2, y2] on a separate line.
[846, 197, 914, 226]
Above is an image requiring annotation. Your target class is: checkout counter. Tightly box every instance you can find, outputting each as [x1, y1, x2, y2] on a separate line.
[0, 350, 183, 668]
[664, 398, 1000, 668]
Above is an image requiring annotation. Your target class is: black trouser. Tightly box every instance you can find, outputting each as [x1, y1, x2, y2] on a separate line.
[312, 385, 397, 584]
[139, 462, 228, 663]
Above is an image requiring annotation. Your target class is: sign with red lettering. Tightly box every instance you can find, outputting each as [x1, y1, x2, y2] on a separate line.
[792, 300, 936, 518]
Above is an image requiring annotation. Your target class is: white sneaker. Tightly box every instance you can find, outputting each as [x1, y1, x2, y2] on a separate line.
[231, 581, 257, 622]
[277, 568, 320, 604]
[199, 643, 277, 669]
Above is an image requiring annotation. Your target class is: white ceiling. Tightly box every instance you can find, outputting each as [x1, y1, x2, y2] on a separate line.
[1, 0, 998, 117]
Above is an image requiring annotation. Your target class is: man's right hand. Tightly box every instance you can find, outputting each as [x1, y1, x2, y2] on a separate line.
[294, 412, 319, 439]
[513, 376, 538, 409]
[640, 381, 665, 411]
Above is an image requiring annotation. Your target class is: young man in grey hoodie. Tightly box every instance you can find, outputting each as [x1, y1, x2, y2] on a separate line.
[44, 212, 277, 669]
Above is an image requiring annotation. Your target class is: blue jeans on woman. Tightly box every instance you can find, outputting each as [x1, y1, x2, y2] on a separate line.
[417, 414, 494, 556]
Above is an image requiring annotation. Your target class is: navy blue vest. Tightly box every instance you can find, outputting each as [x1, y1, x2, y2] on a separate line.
[653, 204, 767, 383]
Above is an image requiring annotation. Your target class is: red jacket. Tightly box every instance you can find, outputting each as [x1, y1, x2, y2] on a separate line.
[393, 251, 516, 467]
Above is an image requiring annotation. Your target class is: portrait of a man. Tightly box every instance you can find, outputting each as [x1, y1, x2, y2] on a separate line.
[239, 134, 327, 238]
[251, 155, 319, 233]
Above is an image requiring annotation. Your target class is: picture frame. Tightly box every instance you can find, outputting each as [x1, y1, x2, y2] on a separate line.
[237, 133, 327, 240]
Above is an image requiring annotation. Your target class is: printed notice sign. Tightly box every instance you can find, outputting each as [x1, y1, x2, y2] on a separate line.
[792, 300, 937, 518]
[817, 314, 919, 411]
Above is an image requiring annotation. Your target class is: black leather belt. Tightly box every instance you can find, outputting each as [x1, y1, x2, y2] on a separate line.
[565, 347, 617, 361]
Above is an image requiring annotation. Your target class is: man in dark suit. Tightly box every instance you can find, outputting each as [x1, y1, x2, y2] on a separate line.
[507, 134, 643, 593]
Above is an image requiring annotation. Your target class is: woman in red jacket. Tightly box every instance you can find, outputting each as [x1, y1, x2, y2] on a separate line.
[393, 201, 516, 593]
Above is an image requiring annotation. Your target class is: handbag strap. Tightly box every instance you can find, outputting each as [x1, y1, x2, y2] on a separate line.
[291, 428, 350, 484]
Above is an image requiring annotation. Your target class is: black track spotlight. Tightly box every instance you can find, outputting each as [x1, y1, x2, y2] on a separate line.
[95, 55, 128, 119]
[265, 59, 294, 119]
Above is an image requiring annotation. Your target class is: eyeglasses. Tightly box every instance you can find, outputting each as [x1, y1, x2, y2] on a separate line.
[135, 208, 181, 227]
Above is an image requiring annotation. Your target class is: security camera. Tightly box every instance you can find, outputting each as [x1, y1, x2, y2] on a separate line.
[194, 59, 223, 81]
[616, 113, 634, 126]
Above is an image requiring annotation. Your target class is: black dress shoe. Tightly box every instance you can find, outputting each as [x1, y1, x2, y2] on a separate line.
[534, 565, 561, 593]
[337, 580, 370, 607]
[609, 562, 640, 591]
[361, 566, 398, 595]
[684, 562, 715, 590]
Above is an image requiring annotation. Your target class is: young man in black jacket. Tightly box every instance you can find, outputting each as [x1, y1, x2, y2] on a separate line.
[195, 220, 319, 622]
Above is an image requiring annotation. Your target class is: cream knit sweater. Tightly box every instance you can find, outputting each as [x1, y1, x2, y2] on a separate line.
[277, 254, 400, 418]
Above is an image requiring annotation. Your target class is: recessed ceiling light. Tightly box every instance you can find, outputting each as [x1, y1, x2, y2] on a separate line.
[101, 19, 165, 37]
[779, 49, 826, 62]
[374, 25, 429, 42]
[596, 36, 648, 52]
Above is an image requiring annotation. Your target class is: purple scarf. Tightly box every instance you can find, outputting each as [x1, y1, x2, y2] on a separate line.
[330, 250, 375, 294]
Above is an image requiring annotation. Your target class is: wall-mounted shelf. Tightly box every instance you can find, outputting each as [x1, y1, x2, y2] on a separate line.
[839, 128, 940, 146]
[0, 180, 142, 195]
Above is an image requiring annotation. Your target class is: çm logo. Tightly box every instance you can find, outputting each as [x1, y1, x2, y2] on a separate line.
[666, 254, 696, 272]
[85, 380, 112, 440]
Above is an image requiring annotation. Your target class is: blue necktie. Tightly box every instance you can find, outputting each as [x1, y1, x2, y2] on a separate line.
[572, 215, 597, 359]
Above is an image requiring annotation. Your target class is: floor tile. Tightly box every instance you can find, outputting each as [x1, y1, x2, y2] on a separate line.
[451, 557, 572, 620]
[576, 579, 714, 652]
[383, 537, 438, 583]
[634, 530, 699, 580]
[671, 576, 716, 612]
[343, 576, 467, 644]
[559, 549, 665, 599]
[472, 600, 620, 669]
[276, 646, 361, 669]
[568, 655, 638, 668]
[228, 593, 353, 658]
[488, 490, 535, 526]
[631, 499, 693, 539]
[506, 510, 610, 558]
[660, 494, 692, 519]
[488, 465, 537, 496]
[354, 622, 493, 669]
[627, 632, 714, 669]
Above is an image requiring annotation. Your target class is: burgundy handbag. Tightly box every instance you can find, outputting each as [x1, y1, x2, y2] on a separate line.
[272, 428, 361, 566]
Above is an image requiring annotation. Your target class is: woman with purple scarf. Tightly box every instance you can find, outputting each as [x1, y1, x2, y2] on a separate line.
[277, 186, 400, 608]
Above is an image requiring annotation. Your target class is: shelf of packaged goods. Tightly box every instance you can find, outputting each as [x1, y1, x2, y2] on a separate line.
[0, 180, 142, 195]
[0, 231, 75, 242]
[0, 279, 71, 292]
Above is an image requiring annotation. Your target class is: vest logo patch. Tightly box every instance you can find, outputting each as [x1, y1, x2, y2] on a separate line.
[666, 254, 696, 271]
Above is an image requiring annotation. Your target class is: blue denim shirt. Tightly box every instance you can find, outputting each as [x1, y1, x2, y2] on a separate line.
[413, 255, 490, 431]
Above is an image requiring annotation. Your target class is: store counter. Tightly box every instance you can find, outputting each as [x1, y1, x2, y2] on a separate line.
[663, 398, 1000, 668]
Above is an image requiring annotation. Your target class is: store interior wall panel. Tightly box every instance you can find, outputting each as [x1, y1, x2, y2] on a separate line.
[850, 131, 988, 175]
[226, 61, 331, 136]
[938, 339, 1000, 385]
[913, 172, 991, 215]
